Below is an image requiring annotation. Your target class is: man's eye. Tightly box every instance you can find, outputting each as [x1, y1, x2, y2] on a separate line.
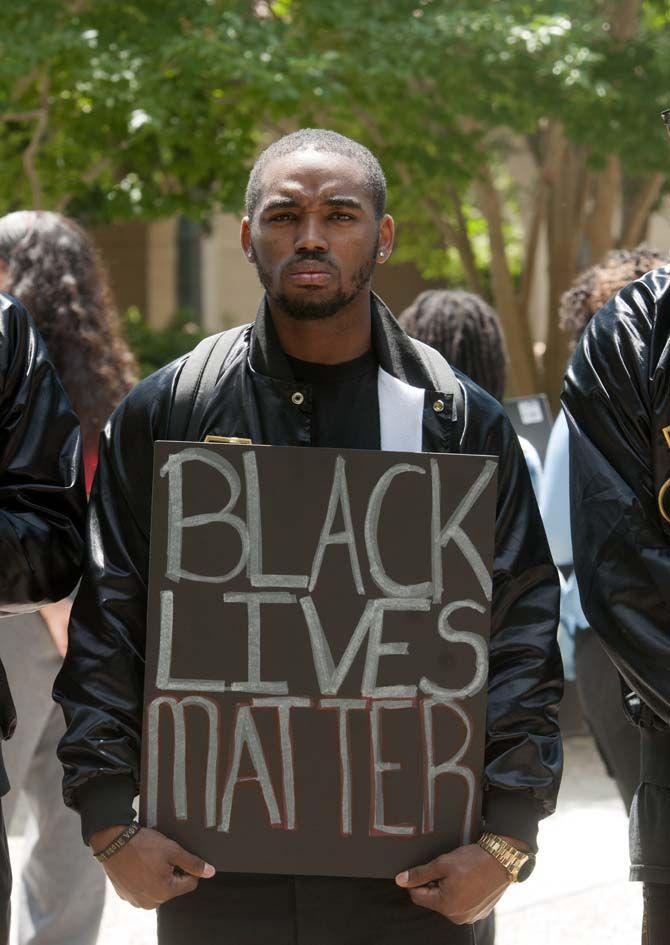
[270, 213, 296, 222]
[330, 212, 354, 221]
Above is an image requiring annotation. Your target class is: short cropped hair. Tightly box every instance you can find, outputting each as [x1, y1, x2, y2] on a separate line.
[560, 246, 670, 348]
[245, 129, 387, 220]
[399, 289, 508, 402]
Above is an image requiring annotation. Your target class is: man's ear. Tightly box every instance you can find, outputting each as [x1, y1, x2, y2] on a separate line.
[377, 214, 395, 263]
[240, 217, 254, 263]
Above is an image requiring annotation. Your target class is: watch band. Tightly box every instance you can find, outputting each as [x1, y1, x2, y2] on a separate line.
[477, 831, 535, 882]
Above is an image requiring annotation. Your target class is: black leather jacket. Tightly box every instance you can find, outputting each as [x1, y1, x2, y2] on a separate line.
[563, 267, 670, 730]
[56, 296, 562, 849]
[0, 293, 86, 758]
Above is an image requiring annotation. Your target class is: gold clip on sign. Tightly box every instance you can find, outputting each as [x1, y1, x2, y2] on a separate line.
[204, 435, 252, 445]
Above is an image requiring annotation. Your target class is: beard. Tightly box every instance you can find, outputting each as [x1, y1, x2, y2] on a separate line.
[254, 247, 378, 321]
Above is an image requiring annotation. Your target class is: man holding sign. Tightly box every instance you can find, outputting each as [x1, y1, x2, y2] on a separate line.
[54, 130, 562, 944]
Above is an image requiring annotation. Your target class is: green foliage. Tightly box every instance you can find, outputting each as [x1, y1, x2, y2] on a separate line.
[2, 0, 668, 284]
[270, 0, 670, 281]
[122, 306, 205, 377]
[0, 0, 323, 219]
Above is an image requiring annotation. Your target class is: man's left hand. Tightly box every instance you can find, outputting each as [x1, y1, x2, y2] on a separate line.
[395, 844, 512, 925]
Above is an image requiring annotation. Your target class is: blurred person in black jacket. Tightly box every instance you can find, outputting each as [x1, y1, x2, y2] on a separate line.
[563, 263, 670, 943]
[0, 292, 86, 944]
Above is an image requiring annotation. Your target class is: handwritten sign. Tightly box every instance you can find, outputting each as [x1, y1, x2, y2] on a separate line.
[140, 442, 497, 878]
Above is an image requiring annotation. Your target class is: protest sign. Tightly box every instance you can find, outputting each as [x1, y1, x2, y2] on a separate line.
[140, 442, 497, 878]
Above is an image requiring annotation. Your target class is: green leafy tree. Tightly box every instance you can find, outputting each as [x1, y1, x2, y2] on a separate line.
[273, 0, 670, 398]
[2, 1, 669, 398]
[0, 1, 314, 219]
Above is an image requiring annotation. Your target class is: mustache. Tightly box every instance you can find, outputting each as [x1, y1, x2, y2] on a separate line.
[281, 253, 339, 273]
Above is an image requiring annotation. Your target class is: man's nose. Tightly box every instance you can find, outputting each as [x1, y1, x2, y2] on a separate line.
[294, 216, 328, 255]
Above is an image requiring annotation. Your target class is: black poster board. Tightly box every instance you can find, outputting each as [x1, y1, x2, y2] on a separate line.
[140, 442, 497, 879]
[504, 394, 553, 464]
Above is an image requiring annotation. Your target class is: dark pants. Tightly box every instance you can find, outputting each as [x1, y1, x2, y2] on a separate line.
[575, 628, 640, 811]
[630, 726, 670, 945]
[0, 801, 11, 945]
[157, 873, 488, 945]
[642, 884, 670, 944]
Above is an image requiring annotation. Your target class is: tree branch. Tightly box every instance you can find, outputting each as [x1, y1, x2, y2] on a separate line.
[0, 110, 43, 124]
[22, 75, 50, 209]
[446, 187, 485, 296]
[55, 156, 116, 213]
[10, 69, 40, 104]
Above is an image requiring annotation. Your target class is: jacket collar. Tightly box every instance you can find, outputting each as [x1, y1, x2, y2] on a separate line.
[249, 292, 432, 390]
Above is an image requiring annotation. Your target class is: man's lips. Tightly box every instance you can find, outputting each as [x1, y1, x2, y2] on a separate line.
[286, 270, 333, 286]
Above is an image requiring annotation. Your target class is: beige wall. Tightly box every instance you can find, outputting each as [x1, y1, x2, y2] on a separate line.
[201, 214, 262, 330]
[91, 220, 149, 318]
[146, 218, 178, 328]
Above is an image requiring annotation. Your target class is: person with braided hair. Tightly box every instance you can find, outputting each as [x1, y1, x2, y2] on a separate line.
[399, 289, 542, 497]
[0, 210, 138, 945]
[398, 290, 508, 402]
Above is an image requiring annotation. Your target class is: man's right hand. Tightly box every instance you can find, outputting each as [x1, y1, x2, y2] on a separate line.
[90, 825, 216, 910]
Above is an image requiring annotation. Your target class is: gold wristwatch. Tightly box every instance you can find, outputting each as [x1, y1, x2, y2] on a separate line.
[477, 832, 536, 883]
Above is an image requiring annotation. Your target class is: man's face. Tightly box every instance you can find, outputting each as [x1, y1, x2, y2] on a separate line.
[241, 150, 393, 320]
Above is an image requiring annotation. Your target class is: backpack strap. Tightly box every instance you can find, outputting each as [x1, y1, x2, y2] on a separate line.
[168, 324, 248, 441]
[167, 323, 464, 448]
[410, 338, 465, 451]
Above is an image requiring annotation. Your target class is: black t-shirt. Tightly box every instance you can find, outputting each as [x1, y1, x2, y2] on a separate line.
[286, 350, 381, 450]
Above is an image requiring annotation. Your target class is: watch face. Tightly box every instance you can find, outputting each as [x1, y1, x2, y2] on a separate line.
[517, 856, 536, 883]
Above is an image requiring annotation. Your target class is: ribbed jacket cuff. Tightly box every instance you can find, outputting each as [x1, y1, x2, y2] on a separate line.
[482, 789, 543, 853]
[75, 774, 137, 846]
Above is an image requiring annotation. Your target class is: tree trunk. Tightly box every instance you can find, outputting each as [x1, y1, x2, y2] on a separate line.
[519, 122, 567, 318]
[606, 0, 642, 40]
[474, 171, 538, 395]
[543, 140, 589, 408]
[620, 173, 665, 247]
[422, 195, 485, 297]
[583, 155, 621, 263]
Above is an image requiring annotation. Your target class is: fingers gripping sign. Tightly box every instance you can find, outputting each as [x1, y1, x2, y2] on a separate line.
[395, 845, 511, 925]
[92, 826, 216, 911]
